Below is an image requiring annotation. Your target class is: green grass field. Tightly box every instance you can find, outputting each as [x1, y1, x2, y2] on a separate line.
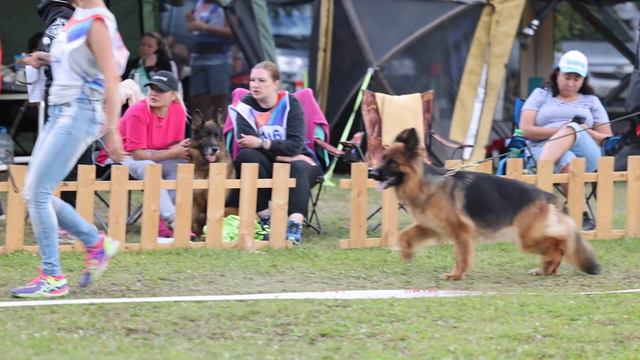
[0, 177, 639, 359]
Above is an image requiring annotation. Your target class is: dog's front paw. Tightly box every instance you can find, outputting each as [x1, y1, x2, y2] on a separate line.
[440, 272, 463, 281]
[528, 267, 544, 276]
[400, 249, 413, 263]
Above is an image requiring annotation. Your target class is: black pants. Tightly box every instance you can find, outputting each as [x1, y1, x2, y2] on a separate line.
[227, 149, 323, 217]
[614, 144, 640, 171]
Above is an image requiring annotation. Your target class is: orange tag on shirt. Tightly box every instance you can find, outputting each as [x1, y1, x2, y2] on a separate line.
[255, 112, 270, 128]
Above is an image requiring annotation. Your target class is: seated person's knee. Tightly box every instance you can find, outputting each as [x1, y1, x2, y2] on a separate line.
[235, 148, 263, 164]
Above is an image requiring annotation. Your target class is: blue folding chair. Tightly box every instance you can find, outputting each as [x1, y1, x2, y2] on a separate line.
[496, 98, 537, 175]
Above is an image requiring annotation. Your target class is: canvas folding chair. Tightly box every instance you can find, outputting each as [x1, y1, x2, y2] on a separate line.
[342, 89, 472, 168]
[223, 87, 343, 234]
[341, 90, 472, 231]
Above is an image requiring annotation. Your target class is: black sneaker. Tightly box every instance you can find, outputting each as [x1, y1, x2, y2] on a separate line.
[286, 220, 303, 245]
[582, 212, 596, 231]
[257, 215, 271, 241]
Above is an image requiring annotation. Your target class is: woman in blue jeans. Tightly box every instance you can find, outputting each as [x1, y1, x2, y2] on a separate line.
[11, 0, 128, 298]
[521, 50, 612, 229]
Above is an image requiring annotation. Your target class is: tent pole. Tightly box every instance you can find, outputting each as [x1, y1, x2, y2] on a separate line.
[323, 67, 375, 186]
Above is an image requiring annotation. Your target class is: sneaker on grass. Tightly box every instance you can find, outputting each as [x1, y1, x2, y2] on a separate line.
[80, 233, 120, 287]
[11, 269, 69, 298]
[286, 220, 303, 245]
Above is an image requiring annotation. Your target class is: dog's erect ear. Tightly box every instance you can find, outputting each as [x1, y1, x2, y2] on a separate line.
[395, 128, 420, 152]
[192, 109, 205, 129]
[213, 108, 224, 128]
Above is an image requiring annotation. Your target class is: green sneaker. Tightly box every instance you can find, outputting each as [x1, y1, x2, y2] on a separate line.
[80, 233, 119, 287]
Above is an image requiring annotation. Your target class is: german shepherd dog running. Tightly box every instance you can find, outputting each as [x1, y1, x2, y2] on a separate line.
[188, 111, 231, 236]
[370, 128, 600, 280]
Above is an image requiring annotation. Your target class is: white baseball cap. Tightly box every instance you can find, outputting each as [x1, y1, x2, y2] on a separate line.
[558, 50, 588, 77]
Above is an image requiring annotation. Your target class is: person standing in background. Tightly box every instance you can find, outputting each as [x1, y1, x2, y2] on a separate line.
[186, 0, 233, 122]
[11, 0, 128, 298]
[122, 32, 175, 95]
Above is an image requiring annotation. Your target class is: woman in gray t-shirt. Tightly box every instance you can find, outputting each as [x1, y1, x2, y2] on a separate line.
[520, 50, 612, 174]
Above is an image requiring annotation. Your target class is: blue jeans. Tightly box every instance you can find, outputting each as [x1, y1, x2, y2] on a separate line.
[531, 123, 602, 173]
[120, 156, 185, 223]
[23, 100, 103, 276]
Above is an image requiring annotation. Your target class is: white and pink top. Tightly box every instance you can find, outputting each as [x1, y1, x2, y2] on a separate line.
[48, 6, 129, 104]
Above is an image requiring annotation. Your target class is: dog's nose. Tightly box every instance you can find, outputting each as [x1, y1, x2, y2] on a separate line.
[210, 146, 219, 155]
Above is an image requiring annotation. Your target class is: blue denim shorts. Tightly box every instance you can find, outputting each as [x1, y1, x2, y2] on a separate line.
[531, 122, 601, 172]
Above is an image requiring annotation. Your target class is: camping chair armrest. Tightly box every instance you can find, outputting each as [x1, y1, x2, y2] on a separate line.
[339, 131, 365, 162]
[340, 131, 365, 149]
[429, 130, 473, 150]
[315, 138, 345, 156]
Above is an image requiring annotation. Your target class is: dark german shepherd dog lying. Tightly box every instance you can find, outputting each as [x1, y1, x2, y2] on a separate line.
[188, 111, 231, 236]
[370, 128, 600, 280]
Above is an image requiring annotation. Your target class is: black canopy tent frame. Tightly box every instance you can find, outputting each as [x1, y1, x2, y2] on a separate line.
[343, 0, 474, 99]
[220, 0, 277, 68]
[566, 0, 638, 108]
[309, 0, 485, 155]
[521, 0, 638, 110]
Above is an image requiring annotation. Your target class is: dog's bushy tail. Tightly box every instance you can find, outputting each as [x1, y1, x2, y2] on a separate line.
[566, 229, 600, 275]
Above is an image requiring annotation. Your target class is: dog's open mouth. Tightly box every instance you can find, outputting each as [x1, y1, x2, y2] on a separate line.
[376, 180, 391, 191]
[202, 145, 220, 163]
[206, 154, 217, 162]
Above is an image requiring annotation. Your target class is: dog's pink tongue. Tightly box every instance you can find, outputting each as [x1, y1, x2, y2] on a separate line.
[206, 155, 217, 162]
[376, 181, 387, 192]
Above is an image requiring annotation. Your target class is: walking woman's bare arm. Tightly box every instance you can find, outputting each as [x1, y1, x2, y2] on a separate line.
[87, 18, 125, 162]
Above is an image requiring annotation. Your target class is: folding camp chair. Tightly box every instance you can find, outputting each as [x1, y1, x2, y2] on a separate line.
[340, 90, 472, 232]
[342, 89, 472, 168]
[223, 87, 343, 234]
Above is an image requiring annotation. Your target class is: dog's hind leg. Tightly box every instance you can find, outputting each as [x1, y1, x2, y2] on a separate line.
[397, 225, 437, 262]
[526, 237, 565, 276]
[515, 203, 568, 276]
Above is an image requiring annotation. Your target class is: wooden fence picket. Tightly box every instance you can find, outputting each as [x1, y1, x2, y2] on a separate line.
[627, 156, 640, 237]
[4, 165, 27, 252]
[596, 157, 614, 239]
[173, 164, 195, 247]
[270, 163, 292, 249]
[336, 156, 640, 249]
[567, 158, 586, 228]
[2, 156, 640, 253]
[140, 164, 162, 250]
[74, 165, 96, 251]
[204, 163, 228, 248]
[107, 165, 129, 243]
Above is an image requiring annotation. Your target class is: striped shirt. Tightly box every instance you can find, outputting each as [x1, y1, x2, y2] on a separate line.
[522, 88, 609, 148]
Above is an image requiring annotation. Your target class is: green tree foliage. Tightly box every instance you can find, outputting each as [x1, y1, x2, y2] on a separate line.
[554, 2, 602, 47]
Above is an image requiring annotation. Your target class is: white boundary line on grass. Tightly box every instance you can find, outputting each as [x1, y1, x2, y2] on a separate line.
[0, 288, 638, 308]
[0, 289, 482, 308]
